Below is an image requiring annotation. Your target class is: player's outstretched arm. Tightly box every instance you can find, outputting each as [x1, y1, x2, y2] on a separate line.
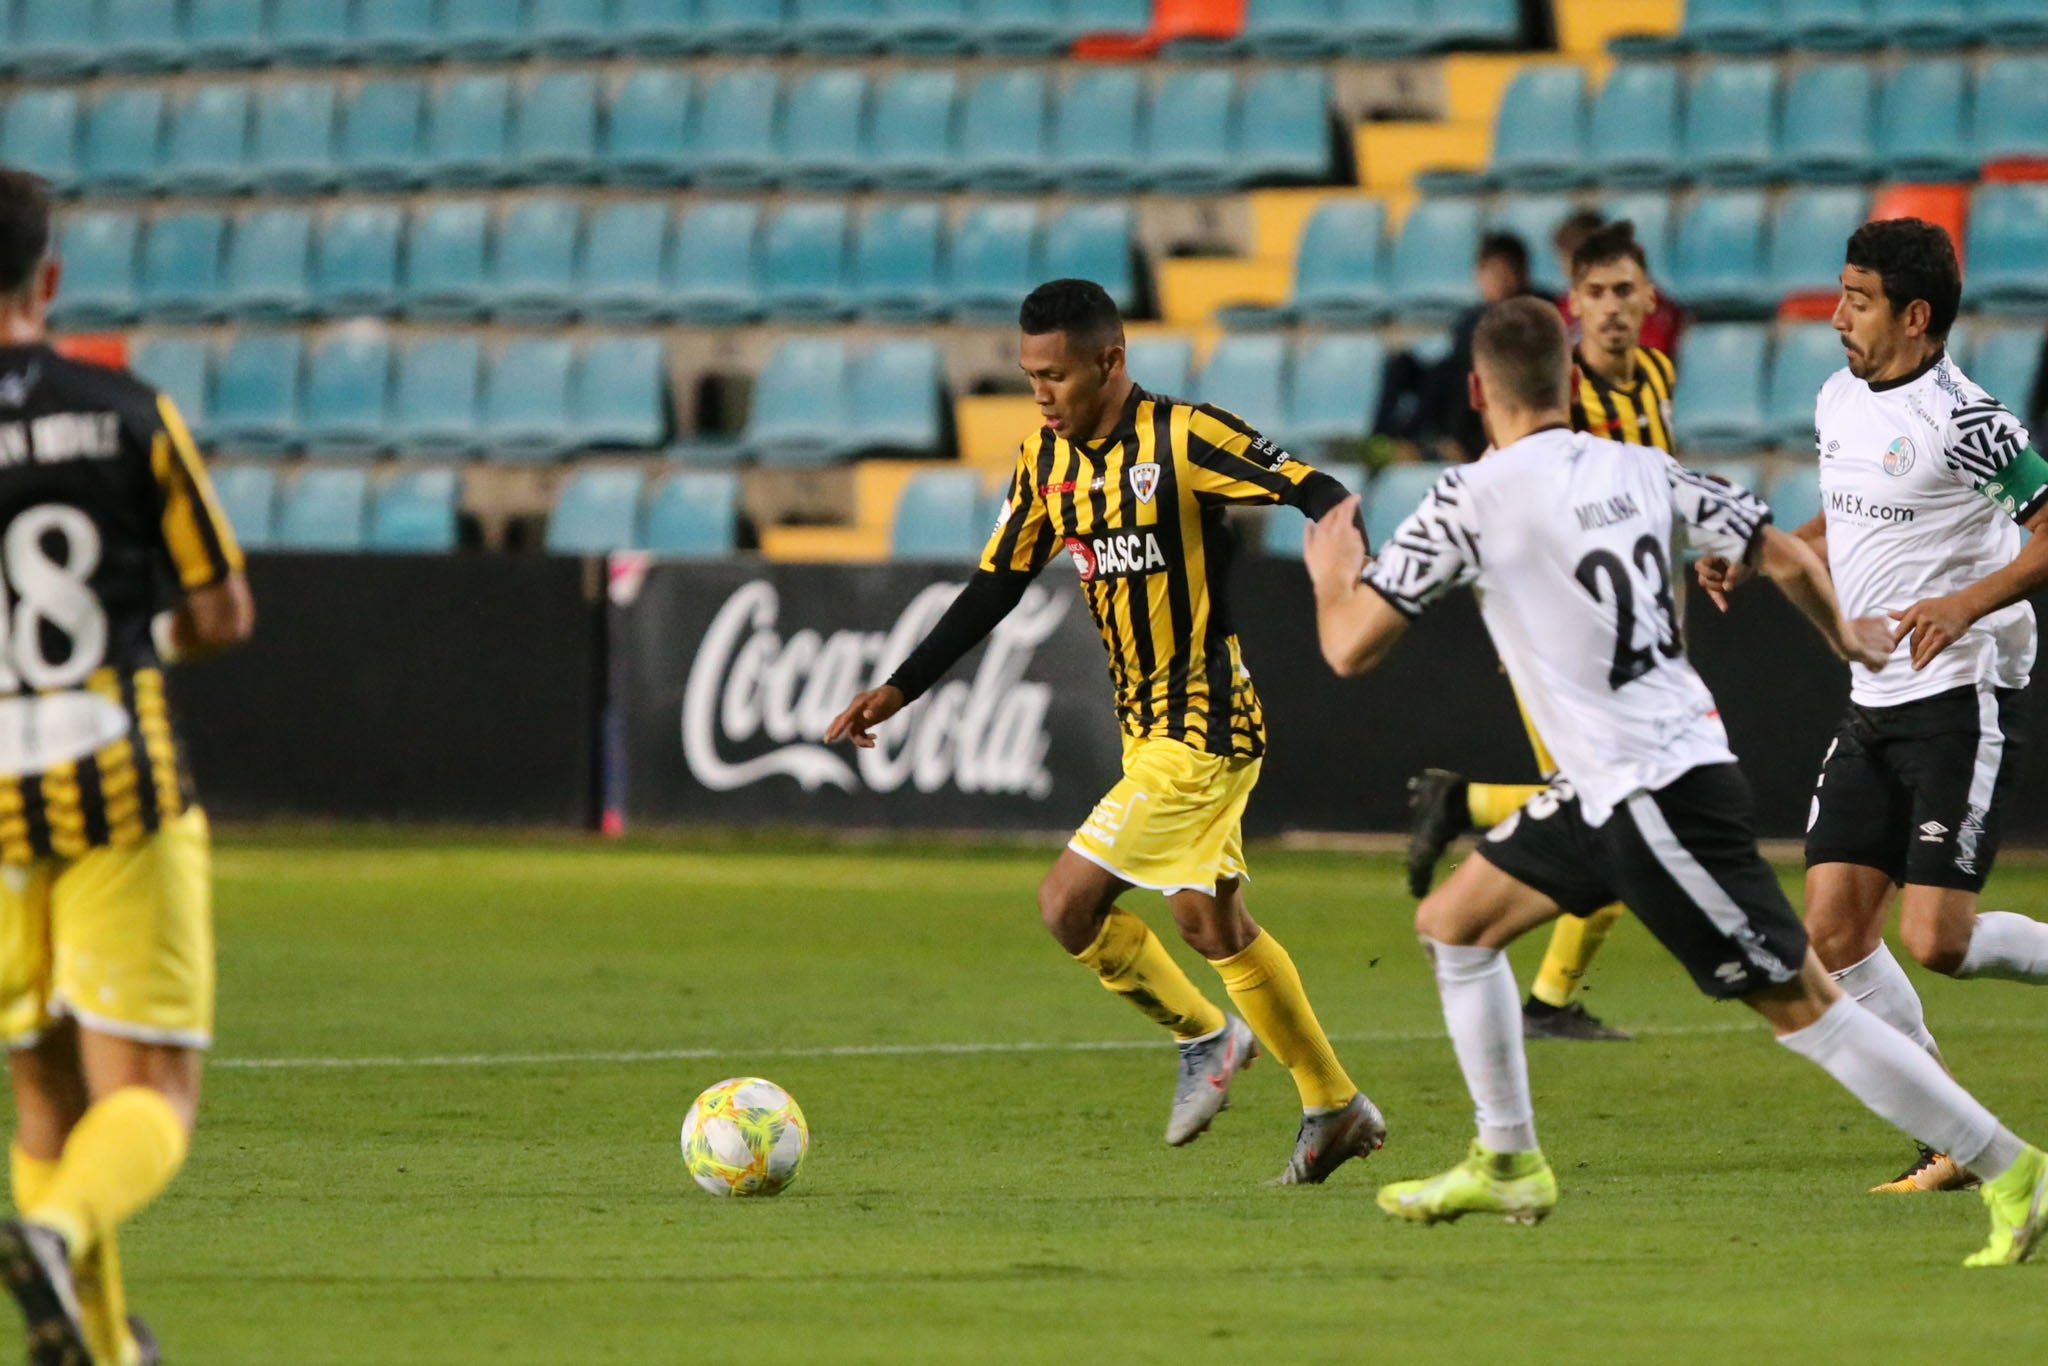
[1304, 496, 1408, 676]
[1756, 525, 1891, 669]
[1891, 501, 2048, 671]
[822, 569, 1033, 748]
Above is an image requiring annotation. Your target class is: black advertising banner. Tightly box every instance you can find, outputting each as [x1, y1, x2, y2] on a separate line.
[609, 558, 1123, 829]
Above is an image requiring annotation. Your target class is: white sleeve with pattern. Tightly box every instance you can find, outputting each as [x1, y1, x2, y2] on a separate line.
[1665, 457, 1772, 563]
[1941, 396, 2044, 517]
[1361, 467, 1482, 618]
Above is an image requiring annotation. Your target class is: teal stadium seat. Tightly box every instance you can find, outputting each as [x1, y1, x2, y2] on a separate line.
[884, 0, 974, 55]
[977, 0, 1077, 56]
[277, 468, 370, 552]
[210, 334, 303, 456]
[1969, 329, 2045, 417]
[426, 75, 514, 189]
[1670, 191, 1770, 317]
[1427, 0, 1520, 48]
[272, 0, 358, 65]
[208, 466, 277, 550]
[444, 0, 533, 60]
[224, 207, 317, 323]
[1490, 66, 1588, 191]
[699, 0, 793, 53]
[744, 338, 851, 466]
[1489, 194, 1577, 295]
[1243, 0, 1342, 59]
[341, 80, 427, 191]
[1282, 333, 1383, 456]
[1195, 335, 1287, 434]
[159, 86, 253, 196]
[317, 204, 404, 316]
[571, 336, 671, 449]
[391, 336, 484, 457]
[1600, 192, 1675, 275]
[693, 68, 782, 191]
[82, 88, 165, 197]
[533, 0, 620, 56]
[185, 0, 269, 66]
[784, 70, 873, 192]
[481, 339, 576, 461]
[140, 211, 229, 324]
[604, 70, 694, 187]
[1684, 62, 1779, 186]
[1143, 69, 1237, 194]
[1388, 197, 1480, 322]
[1238, 68, 1334, 187]
[16, 0, 103, 78]
[1054, 69, 1145, 193]
[406, 202, 493, 322]
[358, 0, 446, 64]
[369, 469, 462, 552]
[848, 340, 943, 458]
[616, 0, 704, 55]
[869, 71, 959, 192]
[959, 71, 1053, 193]
[1967, 185, 2048, 315]
[101, 0, 185, 73]
[671, 202, 762, 325]
[1876, 60, 1972, 182]
[2, 90, 81, 194]
[1339, 0, 1433, 58]
[1974, 58, 2048, 165]
[513, 73, 602, 184]
[50, 212, 139, 329]
[252, 82, 340, 194]
[791, 0, 879, 54]
[582, 202, 675, 324]
[1768, 187, 1866, 301]
[1588, 65, 1681, 189]
[1366, 464, 1444, 551]
[1975, 0, 2048, 44]
[1125, 336, 1194, 397]
[947, 203, 1037, 324]
[1766, 465, 1821, 528]
[1674, 0, 1779, 53]
[547, 468, 644, 554]
[1782, 0, 1880, 49]
[129, 338, 213, 442]
[1041, 204, 1136, 314]
[854, 202, 947, 324]
[643, 472, 740, 556]
[1270, 198, 1387, 329]
[892, 470, 986, 559]
[1262, 461, 1365, 554]
[1777, 62, 1873, 183]
[759, 202, 853, 322]
[492, 197, 582, 324]
[301, 331, 394, 459]
[1672, 323, 1770, 452]
[1766, 323, 1844, 447]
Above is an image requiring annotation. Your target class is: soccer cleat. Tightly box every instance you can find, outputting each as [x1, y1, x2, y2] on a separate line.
[129, 1315, 161, 1366]
[1871, 1144, 1979, 1194]
[1165, 1016, 1258, 1146]
[0, 1220, 90, 1366]
[1404, 769, 1470, 899]
[1522, 999, 1633, 1042]
[1268, 1092, 1386, 1185]
[1376, 1140, 1559, 1226]
[1964, 1146, 2048, 1267]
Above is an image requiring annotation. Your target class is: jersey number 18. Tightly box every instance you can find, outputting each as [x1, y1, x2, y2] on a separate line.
[0, 504, 106, 691]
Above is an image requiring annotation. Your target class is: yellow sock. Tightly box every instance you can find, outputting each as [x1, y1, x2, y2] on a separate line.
[1075, 908, 1228, 1041]
[1211, 931, 1356, 1111]
[26, 1087, 188, 1262]
[1467, 782, 1544, 829]
[1529, 903, 1626, 1007]
[16, 1143, 135, 1365]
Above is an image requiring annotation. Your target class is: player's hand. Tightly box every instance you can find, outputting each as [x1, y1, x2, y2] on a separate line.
[1303, 495, 1367, 601]
[824, 685, 905, 749]
[1840, 615, 1895, 670]
[1694, 553, 1753, 613]
[1888, 594, 1974, 671]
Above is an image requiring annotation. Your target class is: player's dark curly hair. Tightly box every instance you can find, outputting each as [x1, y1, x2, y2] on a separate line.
[1020, 278, 1124, 351]
[1477, 231, 1530, 279]
[0, 168, 51, 299]
[1570, 220, 1648, 280]
[1845, 217, 1960, 340]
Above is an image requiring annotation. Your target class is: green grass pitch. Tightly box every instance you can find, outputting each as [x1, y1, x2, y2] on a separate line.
[48, 834, 2048, 1364]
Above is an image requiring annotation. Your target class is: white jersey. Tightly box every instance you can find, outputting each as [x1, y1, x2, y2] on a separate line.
[1365, 429, 1769, 826]
[1814, 352, 2039, 708]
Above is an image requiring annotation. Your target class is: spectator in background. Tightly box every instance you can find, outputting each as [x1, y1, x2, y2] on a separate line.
[1555, 210, 1685, 358]
[1377, 232, 1544, 462]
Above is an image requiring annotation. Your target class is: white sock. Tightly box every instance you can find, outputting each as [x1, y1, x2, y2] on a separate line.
[1829, 942, 1944, 1064]
[1777, 997, 2027, 1180]
[1958, 910, 2048, 983]
[1426, 938, 1538, 1154]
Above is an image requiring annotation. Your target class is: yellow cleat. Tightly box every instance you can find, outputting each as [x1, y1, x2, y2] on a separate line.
[1964, 1146, 2048, 1268]
[1871, 1145, 1979, 1194]
[1376, 1141, 1558, 1226]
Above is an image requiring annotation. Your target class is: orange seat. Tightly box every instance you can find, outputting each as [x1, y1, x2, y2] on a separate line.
[1151, 0, 1244, 45]
[1868, 183, 1970, 272]
[54, 335, 127, 369]
[1981, 158, 2048, 185]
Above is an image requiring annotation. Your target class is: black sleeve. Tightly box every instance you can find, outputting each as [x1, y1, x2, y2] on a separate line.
[1289, 469, 1354, 521]
[884, 569, 1036, 703]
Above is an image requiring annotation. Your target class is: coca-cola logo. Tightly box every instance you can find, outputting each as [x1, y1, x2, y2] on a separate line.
[681, 579, 1065, 798]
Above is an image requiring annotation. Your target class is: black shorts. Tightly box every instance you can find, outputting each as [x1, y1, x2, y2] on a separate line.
[1476, 764, 1807, 1000]
[1804, 685, 2027, 893]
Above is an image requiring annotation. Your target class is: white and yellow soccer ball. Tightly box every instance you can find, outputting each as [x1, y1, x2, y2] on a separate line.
[680, 1077, 809, 1197]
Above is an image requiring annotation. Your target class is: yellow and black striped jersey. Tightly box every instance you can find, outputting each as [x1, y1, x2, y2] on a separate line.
[978, 386, 1342, 759]
[0, 343, 242, 863]
[1572, 345, 1678, 454]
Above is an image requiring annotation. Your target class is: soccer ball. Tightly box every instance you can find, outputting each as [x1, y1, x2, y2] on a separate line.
[680, 1077, 809, 1197]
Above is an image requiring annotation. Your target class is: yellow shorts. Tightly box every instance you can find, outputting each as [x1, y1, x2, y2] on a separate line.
[0, 806, 214, 1051]
[1068, 735, 1260, 896]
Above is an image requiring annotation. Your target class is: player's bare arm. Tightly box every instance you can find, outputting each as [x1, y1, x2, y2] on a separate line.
[1304, 495, 1406, 677]
[1752, 525, 1892, 668]
[824, 683, 905, 750]
[1890, 500, 2048, 671]
[159, 573, 255, 664]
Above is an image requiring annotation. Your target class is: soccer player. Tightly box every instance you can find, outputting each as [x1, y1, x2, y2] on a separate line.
[0, 170, 252, 1364]
[825, 279, 1385, 1184]
[1712, 218, 2048, 1194]
[1303, 296, 2048, 1266]
[1404, 221, 1679, 1041]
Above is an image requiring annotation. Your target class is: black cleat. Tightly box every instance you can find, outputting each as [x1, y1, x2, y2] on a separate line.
[1522, 999, 1633, 1042]
[1405, 769, 1471, 899]
[129, 1314, 161, 1366]
[0, 1219, 90, 1366]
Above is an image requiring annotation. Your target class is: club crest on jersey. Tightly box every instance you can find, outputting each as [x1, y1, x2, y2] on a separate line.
[1884, 436, 1916, 477]
[1127, 461, 1161, 504]
[1065, 531, 1166, 581]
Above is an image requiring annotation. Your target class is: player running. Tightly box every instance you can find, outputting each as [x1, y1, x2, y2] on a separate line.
[0, 170, 252, 1364]
[1304, 296, 2048, 1266]
[826, 279, 1385, 1184]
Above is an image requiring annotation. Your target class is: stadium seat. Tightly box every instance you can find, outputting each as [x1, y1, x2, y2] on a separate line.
[1195, 335, 1287, 434]
[225, 208, 317, 323]
[1041, 205, 1137, 315]
[1237, 68, 1334, 186]
[481, 339, 576, 461]
[948, 203, 1038, 324]
[1054, 69, 1146, 193]
[694, 68, 783, 191]
[1490, 66, 1589, 191]
[406, 203, 492, 322]
[426, 75, 514, 189]
[1969, 328, 2044, 416]
[1779, 0, 1880, 47]
[1967, 185, 2048, 314]
[643, 472, 740, 556]
[744, 338, 852, 466]
[791, 0, 880, 52]
[369, 468, 462, 552]
[1974, 0, 2048, 44]
[444, 0, 533, 60]
[784, 70, 873, 192]
[1765, 323, 1843, 448]
[1242, 0, 1341, 58]
[273, 0, 359, 64]
[1338, 0, 1434, 58]
[159, 86, 254, 196]
[317, 205, 405, 317]
[533, 0, 619, 56]
[513, 73, 602, 184]
[1257, 198, 1386, 329]
[959, 71, 1053, 193]
[185, 0, 269, 66]
[209, 466, 278, 549]
[1670, 191, 1770, 316]
[1672, 323, 1769, 452]
[491, 198, 582, 324]
[14, 0, 102, 78]
[140, 211, 229, 323]
[1126, 335, 1195, 396]
[100, 0, 186, 73]
[1974, 58, 2048, 166]
[672, 202, 763, 325]
[209, 333, 304, 456]
[252, 82, 340, 194]
[975, 0, 1077, 54]
[581, 202, 675, 324]
[2, 90, 81, 195]
[883, 0, 974, 54]
[1768, 187, 1866, 302]
[1600, 192, 1676, 275]
[604, 70, 694, 187]
[50, 212, 139, 329]
[81, 88, 165, 197]
[1489, 194, 1578, 296]
[1281, 333, 1383, 455]
[848, 340, 944, 458]
[391, 336, 485, 457]
[340, 80, 428, 191]
[357, 0, 447, 63]
[547, 467, 645, 554]
[616, 0, 705, 54]
[1874, 60, 1972, 183]
[1777, 62, 1873, 184]
[1426, 0, 1520, 48]
[1588, 65, 1682, 188]
[891, 470, 985, 559]
[869, 70, 960, 191]
[277, 468, 370, 552]
[698, 0, 794, 52]
[1673, 0, 1779, 52]
[1684, 62, 1779, 186]
[1366, 463, 1444, 551]
[1143, 69, 1237, 194]
[301, 331, 394, 459]
[759, 203, 853, 322]
[1388, 198, 1481, 322]
[1766, 464, 1821, 528]
[854, 203, 947, 324]
[130, 337, 212, 440]
[570, 336, 671, 449]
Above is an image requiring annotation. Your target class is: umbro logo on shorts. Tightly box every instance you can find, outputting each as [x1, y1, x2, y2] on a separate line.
[1919, 820, 1949, 842]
